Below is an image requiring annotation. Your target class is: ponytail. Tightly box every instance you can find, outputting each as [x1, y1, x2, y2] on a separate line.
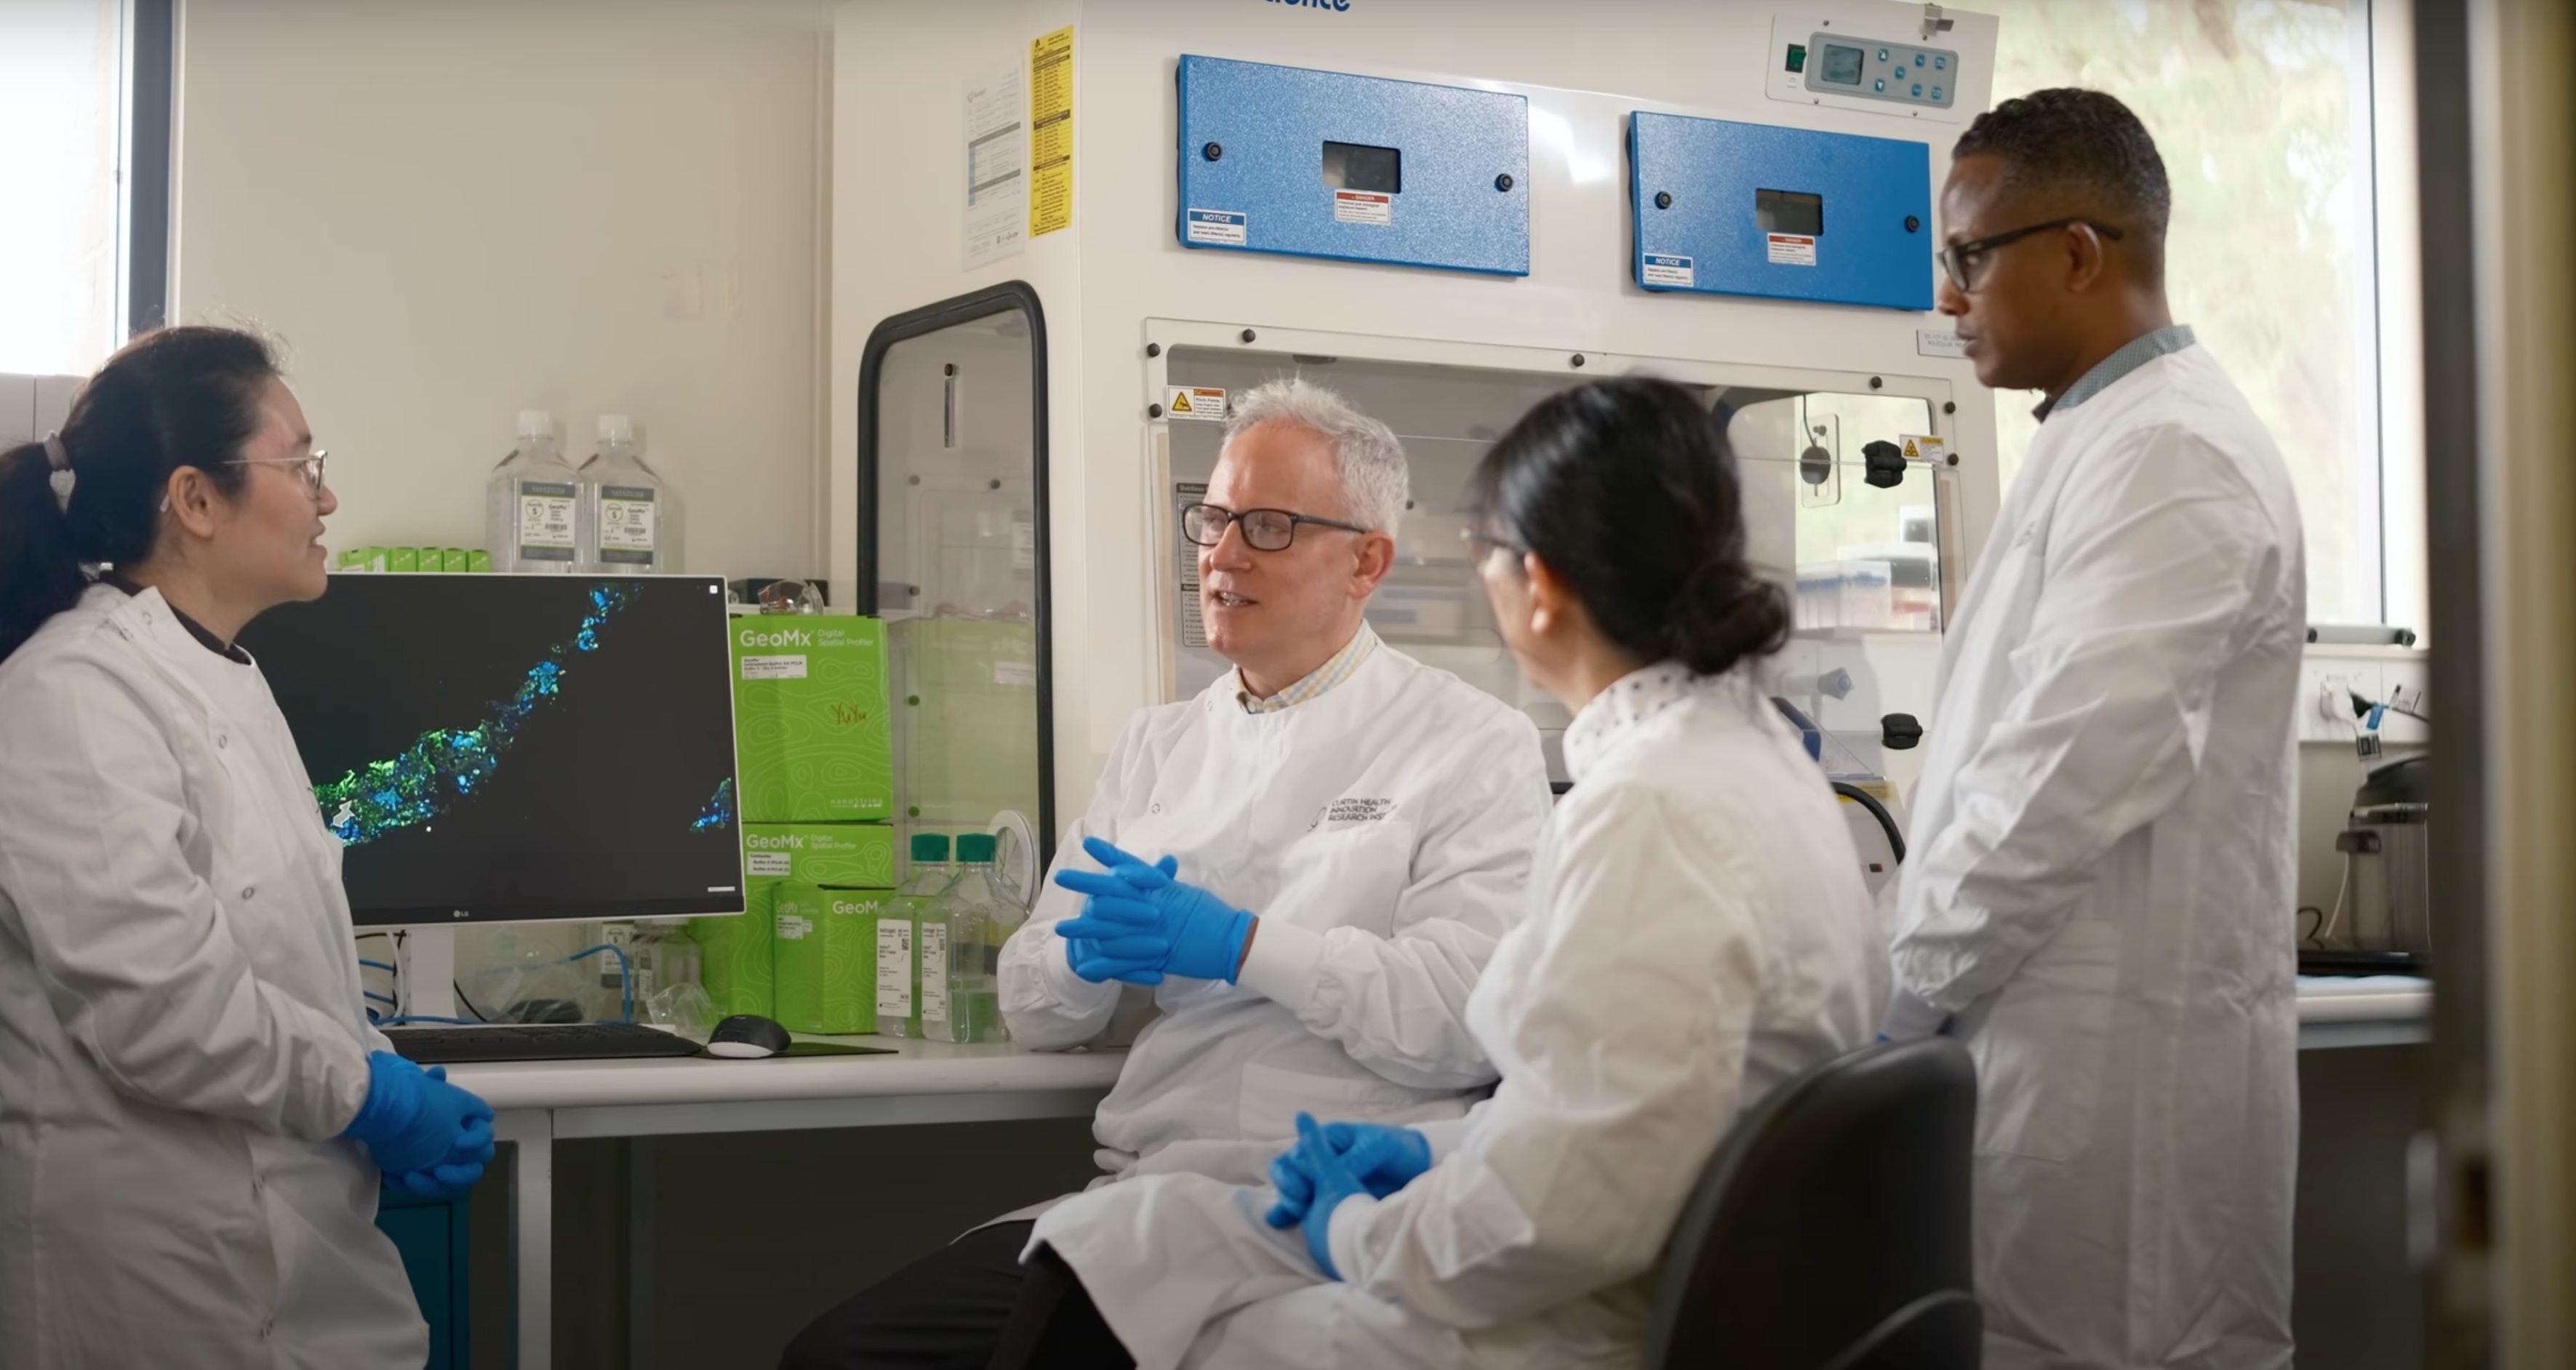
[1665, 554, 1789, 676]
[0, 441, 85, 661]
[0, 327, 278, 663]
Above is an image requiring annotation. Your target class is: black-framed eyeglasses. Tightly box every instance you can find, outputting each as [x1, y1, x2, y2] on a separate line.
[1937, 218, 2125, 292]
[226, 450, 329, 495]
[1180, 502, 1371, 552]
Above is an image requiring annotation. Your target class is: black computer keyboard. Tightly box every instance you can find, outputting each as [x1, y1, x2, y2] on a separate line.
[383, 1022, 707, 1065]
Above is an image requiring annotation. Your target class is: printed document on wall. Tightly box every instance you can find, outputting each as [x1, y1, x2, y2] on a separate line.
[964, 57, 1027, 268]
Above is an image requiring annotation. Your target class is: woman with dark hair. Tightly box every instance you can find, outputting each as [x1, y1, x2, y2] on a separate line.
[1001, 376, 1887, 1369]
[0, 327, 493, 1368]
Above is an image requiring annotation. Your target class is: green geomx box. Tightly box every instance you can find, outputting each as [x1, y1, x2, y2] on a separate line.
[772, 883, 887, 1035]
[730, 617, 893, 822]
[740, 823, 898, 888]
[689, 910, 773, 1019]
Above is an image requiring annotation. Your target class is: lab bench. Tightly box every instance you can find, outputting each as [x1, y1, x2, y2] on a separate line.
[447, 1038, 1124, 1370]
[447, 978, 2429, 1370]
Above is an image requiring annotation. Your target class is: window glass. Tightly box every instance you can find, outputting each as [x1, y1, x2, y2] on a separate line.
[0, 0, 126, 374]
[1980, 1, 2377, 623]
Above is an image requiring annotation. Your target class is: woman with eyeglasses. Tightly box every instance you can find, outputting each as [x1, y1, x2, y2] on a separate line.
[1001, 377, 1885, 1369]
[0, 327, 492, 1368]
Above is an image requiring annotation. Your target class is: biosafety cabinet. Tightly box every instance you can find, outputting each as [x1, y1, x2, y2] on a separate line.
[828, 0, 2004, 864]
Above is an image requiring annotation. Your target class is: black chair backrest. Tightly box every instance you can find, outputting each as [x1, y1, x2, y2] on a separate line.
[1639, 1036, 1980, 1370]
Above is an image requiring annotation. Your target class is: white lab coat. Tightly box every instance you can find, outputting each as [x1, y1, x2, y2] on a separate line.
[0, 585, 425, 1370]
[1890, 344, 2304, 1369]
[1031, 664, 1884, 1369]
[996, 641, 1549, 1200]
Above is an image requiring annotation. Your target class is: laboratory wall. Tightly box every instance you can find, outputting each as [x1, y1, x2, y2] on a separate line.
[169, 0, 833, 581]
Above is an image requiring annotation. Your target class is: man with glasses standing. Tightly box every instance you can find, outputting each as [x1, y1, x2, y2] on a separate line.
[1884, 89, 2305, 1369]
[780, 378, 1551, 1370]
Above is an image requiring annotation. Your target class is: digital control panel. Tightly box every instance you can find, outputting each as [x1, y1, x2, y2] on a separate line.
[1793, 33, 1959, 111]
[1764, 13, 1985, 124]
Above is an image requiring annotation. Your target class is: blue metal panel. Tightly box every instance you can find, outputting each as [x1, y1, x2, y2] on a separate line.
[1177, 55, 1528, 276]
[1629, 111, 1934, 311]
[378, 1187, 470, 1369]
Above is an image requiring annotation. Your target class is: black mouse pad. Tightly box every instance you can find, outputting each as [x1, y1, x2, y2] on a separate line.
[700, 1041, 900, 1059]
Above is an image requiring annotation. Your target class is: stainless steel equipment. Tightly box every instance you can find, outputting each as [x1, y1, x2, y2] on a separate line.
[2332, 756, 2431, 956]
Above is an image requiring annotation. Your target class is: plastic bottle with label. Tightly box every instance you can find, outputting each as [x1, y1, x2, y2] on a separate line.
[879, 834, 955, 1038]
[975, 833, 1026, 1043]
[484, 410, 581, 572]
[577, 414, 679, 573]
[921, 833, 1005, 1043]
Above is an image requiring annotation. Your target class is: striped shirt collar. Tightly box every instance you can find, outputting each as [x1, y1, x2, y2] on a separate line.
[1236, 624, 1379, 714]
[2034, 324, 2197, 421]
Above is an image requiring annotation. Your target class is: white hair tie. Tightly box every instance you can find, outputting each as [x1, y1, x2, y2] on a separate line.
[41, 433, 74, 513]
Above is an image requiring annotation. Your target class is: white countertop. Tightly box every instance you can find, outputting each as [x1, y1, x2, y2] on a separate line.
[448, 1035, 1128, 1112]
[2295, 974, 2431, 1022]
[449, 975, 2432, 1115]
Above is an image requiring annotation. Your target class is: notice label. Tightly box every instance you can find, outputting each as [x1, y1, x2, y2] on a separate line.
[1027, 26, 1074, 237]
[775, 913, 813, 940]
[1332, 190, 1392, 225]
[920, 924, 951, 1025]
[1916, 329, 1970, 359]
[1766, 233, 1818, 266]
[1185, 209, 1247, 245]
[993, 660, 1038, 686]
[1641, 253, 1696, 287]
[515, 480, 577, 561]
[1165, 386, 1226, 421]
[739, 654, 809, 681]
[747, 852, 793, 877]
[1898, 433, 1951, 465]
[598, 485, 657, 564]
[876, 919, 914, 1020]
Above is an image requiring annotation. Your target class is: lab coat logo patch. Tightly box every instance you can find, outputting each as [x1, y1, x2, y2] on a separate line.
[1322, 797, 1396, 827]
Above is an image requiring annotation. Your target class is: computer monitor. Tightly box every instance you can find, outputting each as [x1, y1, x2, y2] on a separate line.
[237, 574, 744, 927]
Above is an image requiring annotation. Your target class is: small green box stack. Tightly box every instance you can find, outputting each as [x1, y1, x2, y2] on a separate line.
[690, 617, 900, 1033]
[336, 547, 492, 574]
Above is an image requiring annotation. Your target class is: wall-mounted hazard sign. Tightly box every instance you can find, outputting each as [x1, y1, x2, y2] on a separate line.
[1897, 433, 1950, 465]
[1166, 386, 1227, 421]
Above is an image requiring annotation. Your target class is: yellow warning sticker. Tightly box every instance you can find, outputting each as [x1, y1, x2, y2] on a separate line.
[1028, 27, 1074, 238]
[1166, 386, 1226, 421]
[1897, 433, 1949, 465]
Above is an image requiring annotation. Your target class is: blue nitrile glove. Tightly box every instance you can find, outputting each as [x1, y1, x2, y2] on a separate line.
[343, 1052, 497, 1178]
[384, 1064, 496, 1198]
[1052, 837, 1255, 982]
[1058, 852, 1180, 985]
[1265, 1120, 1433, 1229]
[1277, 1112, 1370, 1281]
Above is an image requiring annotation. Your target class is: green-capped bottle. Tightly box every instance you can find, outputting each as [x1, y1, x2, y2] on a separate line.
[924, 834, 1006, 1043]
[879, 834, 954, 1038]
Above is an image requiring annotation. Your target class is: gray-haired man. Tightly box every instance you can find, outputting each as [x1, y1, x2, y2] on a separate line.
[781, 379, 1551, 1370]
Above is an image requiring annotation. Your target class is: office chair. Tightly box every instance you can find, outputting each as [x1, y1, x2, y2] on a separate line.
[1640, 1036, 1980, 1369]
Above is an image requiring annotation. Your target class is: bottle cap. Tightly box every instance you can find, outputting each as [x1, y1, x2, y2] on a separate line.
[597, 413, 636, 444]
[910, 833, 952, 861]
[955, 833, 998, 863]
[516, 409, 555, 440]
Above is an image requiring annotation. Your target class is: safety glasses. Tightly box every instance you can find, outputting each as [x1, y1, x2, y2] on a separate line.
[1937, 218, 2124, 292]
[1181, 502, 1371, 552]
[226, 450, 330, 497]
